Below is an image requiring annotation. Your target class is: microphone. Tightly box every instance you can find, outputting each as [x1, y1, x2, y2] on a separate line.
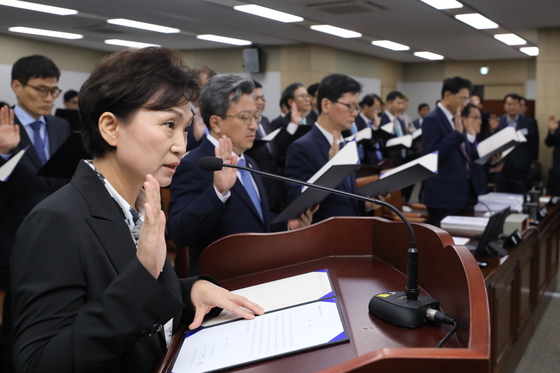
[199, 156, 450, 329]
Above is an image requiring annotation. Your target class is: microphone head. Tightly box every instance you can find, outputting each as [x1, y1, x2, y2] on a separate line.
[198, 156, 223, 171]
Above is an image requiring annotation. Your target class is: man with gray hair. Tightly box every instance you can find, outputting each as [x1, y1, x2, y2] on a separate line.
[167, 74, 313, 275]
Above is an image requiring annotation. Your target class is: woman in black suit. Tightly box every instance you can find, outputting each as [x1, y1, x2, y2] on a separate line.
[10, 47, 263, 373]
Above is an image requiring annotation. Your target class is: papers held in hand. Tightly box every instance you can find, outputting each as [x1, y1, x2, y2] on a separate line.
[476, 126, 525, 165]
[250, 127, 282, 150]
[273, 141, 359, 223]
[37, 131, 90, 179]
[0, 148, 27, 182]
[344, 122, 394, 143]
[357, 151, 438, 197]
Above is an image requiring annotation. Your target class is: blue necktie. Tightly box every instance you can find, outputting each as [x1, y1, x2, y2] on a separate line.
[30, 121, 47, 164]
[237, 158, 264, 221]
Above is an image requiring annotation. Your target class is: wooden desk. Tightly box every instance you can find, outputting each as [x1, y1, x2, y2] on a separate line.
[158, 217, 490, 373]
[479, 204, 560, 373]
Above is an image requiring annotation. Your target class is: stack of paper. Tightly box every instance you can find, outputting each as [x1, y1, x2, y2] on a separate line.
[477, 192, 525, 212]
[440, 215, 489, 233]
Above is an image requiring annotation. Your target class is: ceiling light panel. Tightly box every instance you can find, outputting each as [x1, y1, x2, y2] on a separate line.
[196, 34, 252, 46]
[9, 26, 83, 39]
[493, 33, 526, 46]
[372, 40, 410, 51]
[310, 25, 362, 38]
[234, 4, 303, 23]
[104, 39, 161, 48]
[420, 0, 463, 10]
[107, 18, 180, 33]
[414, 51, 444, 60]
[0, 0, 77, 15]
[455, 13, 498, 29]
[520, 47, 539, 56]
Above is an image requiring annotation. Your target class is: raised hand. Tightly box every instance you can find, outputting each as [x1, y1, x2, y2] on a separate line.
[0, 106, 20, 154]
[189, 280, 265, 330]
[137, 174, 167, 279]
[454, 107, 464, 133]
[548, 115, 559, 131]
[328, 131, 341, 160]
[213, 136, 238, 196]
[290, 102, 302, 125]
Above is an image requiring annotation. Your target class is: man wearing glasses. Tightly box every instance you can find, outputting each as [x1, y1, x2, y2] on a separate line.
[0, 54, 71, 371]
[168, 75, 314, 275]
[421, 76, 478, 225]
[284, 74, 381, 223]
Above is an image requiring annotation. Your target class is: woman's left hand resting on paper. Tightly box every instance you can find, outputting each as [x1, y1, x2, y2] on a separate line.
[137, 173, 265, 330]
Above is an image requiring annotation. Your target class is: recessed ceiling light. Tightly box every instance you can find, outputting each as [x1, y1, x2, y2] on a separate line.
[520, 47, 539, 56]
[372, 40, 410, 51]
[455, 13, 498, 29]
[0, 0, 77, 15]
[8, 26, 82, 39]
[310, 25, 362, 38]
[420, 0, 463, 10]
[196, 34, 252, 46]
[493, 33, 526, 46]
[234, 4, 303, 23]
[480, 66, 489, 75]
[104, 39, 161, 48]
[414, 51, 445, 60]
[107, 18, 180, 34]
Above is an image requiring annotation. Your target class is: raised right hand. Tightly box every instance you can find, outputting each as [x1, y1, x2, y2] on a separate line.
[548, 115, 559, 131]
[290, 102, 302, 125]
[0, 106, 20, 154]
[213, 136, 238, 196]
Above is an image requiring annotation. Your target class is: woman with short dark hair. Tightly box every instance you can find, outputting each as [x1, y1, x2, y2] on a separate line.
[11, 47, 263, 373]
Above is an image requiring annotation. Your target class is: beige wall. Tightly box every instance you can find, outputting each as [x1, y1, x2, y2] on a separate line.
[0, 34, 106, 72]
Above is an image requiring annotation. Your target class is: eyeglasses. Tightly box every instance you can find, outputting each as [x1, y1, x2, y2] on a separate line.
[254, 95, 266, 102]
[334, 101, 361, 114]
[294, 93, 312, 100]
[468, 115, 482, 121]
[226, 112, 260, 124]
[26, 84, 62, 98]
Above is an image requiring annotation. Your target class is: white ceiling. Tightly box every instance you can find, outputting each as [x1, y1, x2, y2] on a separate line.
[0, 0, 558, 63]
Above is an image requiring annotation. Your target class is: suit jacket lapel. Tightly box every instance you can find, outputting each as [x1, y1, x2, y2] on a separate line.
[46, 116, 68, 157]
[73, 162, 138, 274]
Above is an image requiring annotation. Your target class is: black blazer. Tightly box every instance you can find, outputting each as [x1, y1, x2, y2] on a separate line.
[545, 126, 560, 177]
[11, 162, 206, 373]
[0, 114, 71, 282]
[496, 115, 539, 173]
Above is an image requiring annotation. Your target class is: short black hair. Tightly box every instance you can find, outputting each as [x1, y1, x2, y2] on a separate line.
[386, 91, 404, 103]
[11, 55, 60, 85]
[418, 103, 429, 111]
[251, 79, 262, 89]
[441, 77, 472, 98]
[503, 93, 522, 102]
[461, 103, 479, 118]
[317, 74, 362, 115]
[79, 47, 199, 158]
[281, 82, 303, 103]
[63, 89, 79, 102]
[307, 82, 320, 96]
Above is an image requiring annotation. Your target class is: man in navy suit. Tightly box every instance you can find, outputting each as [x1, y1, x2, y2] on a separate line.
[422, 77, 484, 225]
[412, 103, 430, 130]
[0, 54, 71, 372]
[167, 75, 313, 275]
[495, 93, 539, 194]
[284, 74, 380, 223]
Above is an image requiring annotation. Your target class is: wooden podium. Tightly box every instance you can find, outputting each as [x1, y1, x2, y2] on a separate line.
[158, 217, 490, 373]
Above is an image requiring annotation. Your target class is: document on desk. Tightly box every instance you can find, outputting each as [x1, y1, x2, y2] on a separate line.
[171, 270, 348, 373]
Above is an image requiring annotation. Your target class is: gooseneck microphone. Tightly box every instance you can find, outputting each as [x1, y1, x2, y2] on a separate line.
[199, 156, 456, 334]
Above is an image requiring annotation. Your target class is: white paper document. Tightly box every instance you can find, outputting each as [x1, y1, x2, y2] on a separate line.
[452, 236, 471, 245]
[440, 215, 489, 232]
[302, 140, 358, 192]
[476, 126, 524, 164]
[385, 134, 412, 148]
[172, 300, 346, 373]
[0, 148, 26, 182]
[203, 270, 334, 327]
[172, 270, 347, 373]
[261, 127, 282, 141]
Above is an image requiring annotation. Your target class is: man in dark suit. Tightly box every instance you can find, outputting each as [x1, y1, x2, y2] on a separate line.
[495, 93, 539, 194]
[545, 115, 560, 195]
[284, 74, 380, 223]
[412, 103, 430, 130]
[380, 91, 407, 135]
[422, 77, 484, 225]
[168, 75, 313, 275]
[185, 65, 217, 151]
[0, 54, 71, 372]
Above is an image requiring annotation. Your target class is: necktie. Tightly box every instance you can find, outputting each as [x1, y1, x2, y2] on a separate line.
[394, 118, 403, 137]
[30, 121, 47, 164]
[237, 158, 264, 221]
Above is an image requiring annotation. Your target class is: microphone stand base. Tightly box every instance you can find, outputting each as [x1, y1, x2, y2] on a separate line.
[369, 291, 439, 328]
